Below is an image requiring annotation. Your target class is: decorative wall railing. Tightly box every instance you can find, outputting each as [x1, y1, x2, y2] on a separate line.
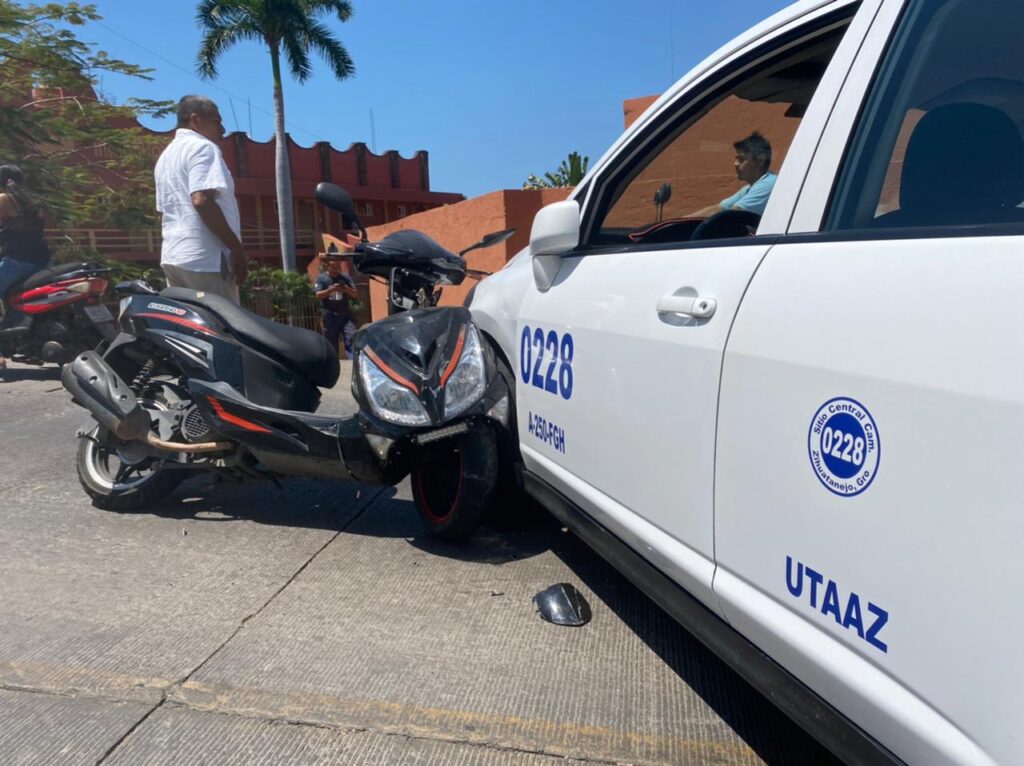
[47, 228, 321, 258]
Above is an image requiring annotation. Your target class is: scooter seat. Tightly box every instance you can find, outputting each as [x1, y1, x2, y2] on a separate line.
[14, 262, 90, 293]
[161, 287, 340, 389]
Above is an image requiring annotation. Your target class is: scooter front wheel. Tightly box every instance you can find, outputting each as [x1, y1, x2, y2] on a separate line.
[411, 422, 498, 541]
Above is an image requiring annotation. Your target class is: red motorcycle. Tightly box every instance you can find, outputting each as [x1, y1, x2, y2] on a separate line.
[0, 262, 117, 368]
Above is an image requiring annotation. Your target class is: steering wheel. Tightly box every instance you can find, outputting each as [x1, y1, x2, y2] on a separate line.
[690, 209, 762, 241]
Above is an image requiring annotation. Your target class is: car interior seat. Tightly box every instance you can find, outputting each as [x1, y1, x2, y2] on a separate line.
[874, 102, 1024, 228]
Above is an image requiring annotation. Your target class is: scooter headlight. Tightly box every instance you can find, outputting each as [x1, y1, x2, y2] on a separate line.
[358, 350, 430, 426]
[443, 324, 487, 420]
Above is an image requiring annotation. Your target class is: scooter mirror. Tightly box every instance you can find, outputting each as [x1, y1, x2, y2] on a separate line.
[533, 583, 592, 627]
[459, 228, 516, 256]
[316, 182, 366, 241]
[316, 182, 358, 218]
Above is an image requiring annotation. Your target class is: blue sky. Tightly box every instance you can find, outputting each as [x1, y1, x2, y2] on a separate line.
[84, 1, 793, 198]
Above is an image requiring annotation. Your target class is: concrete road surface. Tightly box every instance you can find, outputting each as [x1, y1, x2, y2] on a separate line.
[0, 361, 839, 765]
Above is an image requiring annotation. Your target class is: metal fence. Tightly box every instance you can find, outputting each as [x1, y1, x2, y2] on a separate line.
[241, 274, 322, 333]
[84, 257, 364, 360]
[241, 280, 366, 362]
[47, 227, 321, 258]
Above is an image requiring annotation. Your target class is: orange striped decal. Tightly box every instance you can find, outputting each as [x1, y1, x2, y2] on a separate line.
[364, 347, 420, 394]
[440, 326, 466, 388]
[206, 396, 271, 433]
[136, 312, 217, 336]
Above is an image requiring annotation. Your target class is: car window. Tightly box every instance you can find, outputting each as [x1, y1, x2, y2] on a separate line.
[589, 22, 850, 247]
[826, 0, 1024, 231]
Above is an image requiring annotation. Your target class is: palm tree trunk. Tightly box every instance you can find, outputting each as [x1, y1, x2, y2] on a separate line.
[270, 47, 296, 272]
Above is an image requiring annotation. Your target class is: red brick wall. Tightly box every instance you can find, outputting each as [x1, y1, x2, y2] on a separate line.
[145, 129, 463, 266]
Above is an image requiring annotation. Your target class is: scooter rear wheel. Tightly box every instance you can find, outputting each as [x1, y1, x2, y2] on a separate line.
[77, 427, 185, 511]
[411, 422, 498, 540]
[76, 386, 188, 511]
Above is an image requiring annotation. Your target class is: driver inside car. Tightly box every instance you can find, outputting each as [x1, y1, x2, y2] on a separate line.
[689, 132, 778, 218]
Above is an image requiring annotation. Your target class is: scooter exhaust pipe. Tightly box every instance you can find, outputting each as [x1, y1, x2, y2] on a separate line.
[64, 352, 233, 453]
[61, 351, 154, 441]
[145, 434, 229, 453]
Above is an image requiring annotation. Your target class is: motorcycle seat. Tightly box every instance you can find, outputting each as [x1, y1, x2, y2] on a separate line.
[14, 262, 91, 293]
[161, 287, 341, 389]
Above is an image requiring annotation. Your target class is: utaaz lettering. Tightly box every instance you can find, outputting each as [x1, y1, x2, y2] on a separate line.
[785, 555, 889, 653]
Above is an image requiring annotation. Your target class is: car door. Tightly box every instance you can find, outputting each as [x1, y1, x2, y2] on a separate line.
[714, 0, 1023, 763]
[516, 0, 872, 611]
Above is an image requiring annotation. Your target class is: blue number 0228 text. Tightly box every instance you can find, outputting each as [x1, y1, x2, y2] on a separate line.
[519, 325, 573, 400]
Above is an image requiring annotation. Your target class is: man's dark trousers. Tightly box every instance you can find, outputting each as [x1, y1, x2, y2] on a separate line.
[323, 311, 356, 359]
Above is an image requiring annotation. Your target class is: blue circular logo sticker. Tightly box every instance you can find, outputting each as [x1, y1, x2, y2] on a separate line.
[808, 397, 880, 497]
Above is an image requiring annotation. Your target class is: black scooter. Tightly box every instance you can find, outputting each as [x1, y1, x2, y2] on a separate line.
[61, 184, 513, 539]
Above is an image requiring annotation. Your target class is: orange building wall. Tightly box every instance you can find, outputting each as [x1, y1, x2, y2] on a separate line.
[624, 96, 659, 130]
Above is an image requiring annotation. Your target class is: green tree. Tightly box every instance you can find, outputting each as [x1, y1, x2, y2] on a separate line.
[0, 1, 173, 227]
[196, 0, 355, 273]
[523, 151, 590, 190]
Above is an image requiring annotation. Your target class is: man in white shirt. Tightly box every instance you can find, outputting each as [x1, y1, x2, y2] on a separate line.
[155, 95, 247, 303]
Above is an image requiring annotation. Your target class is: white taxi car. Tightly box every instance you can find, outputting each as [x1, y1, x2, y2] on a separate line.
[469, 0, 1023, 763]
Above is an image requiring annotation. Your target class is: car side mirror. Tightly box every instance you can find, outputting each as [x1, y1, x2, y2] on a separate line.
[530, 200, 580, 292]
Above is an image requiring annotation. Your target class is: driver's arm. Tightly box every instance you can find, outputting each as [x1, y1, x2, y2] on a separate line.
[687, 203, 725, 218]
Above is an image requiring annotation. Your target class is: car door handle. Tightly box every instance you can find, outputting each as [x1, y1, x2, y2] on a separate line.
[656, 294, 717, 319]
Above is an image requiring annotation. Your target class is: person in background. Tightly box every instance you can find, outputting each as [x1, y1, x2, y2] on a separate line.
[155, 95, 246, 303]
[690, 132, 778, 218]
[0, 164, 50, 369]
[314, 252, 359, 359]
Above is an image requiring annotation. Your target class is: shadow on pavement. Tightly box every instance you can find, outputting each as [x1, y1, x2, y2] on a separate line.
[549, 530, 843, 766]
[335, 487, 559, 566]
[89, 473, 384, 532]
[0, 365, 61, 382]
[81, 463, 840, 761]
[110, 473, 557, 566]
[402, 498, 559, 566]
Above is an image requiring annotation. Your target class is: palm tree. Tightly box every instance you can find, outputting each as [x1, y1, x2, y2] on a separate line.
[523, 151, 590, 190]
[196, 0, 355, 272]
